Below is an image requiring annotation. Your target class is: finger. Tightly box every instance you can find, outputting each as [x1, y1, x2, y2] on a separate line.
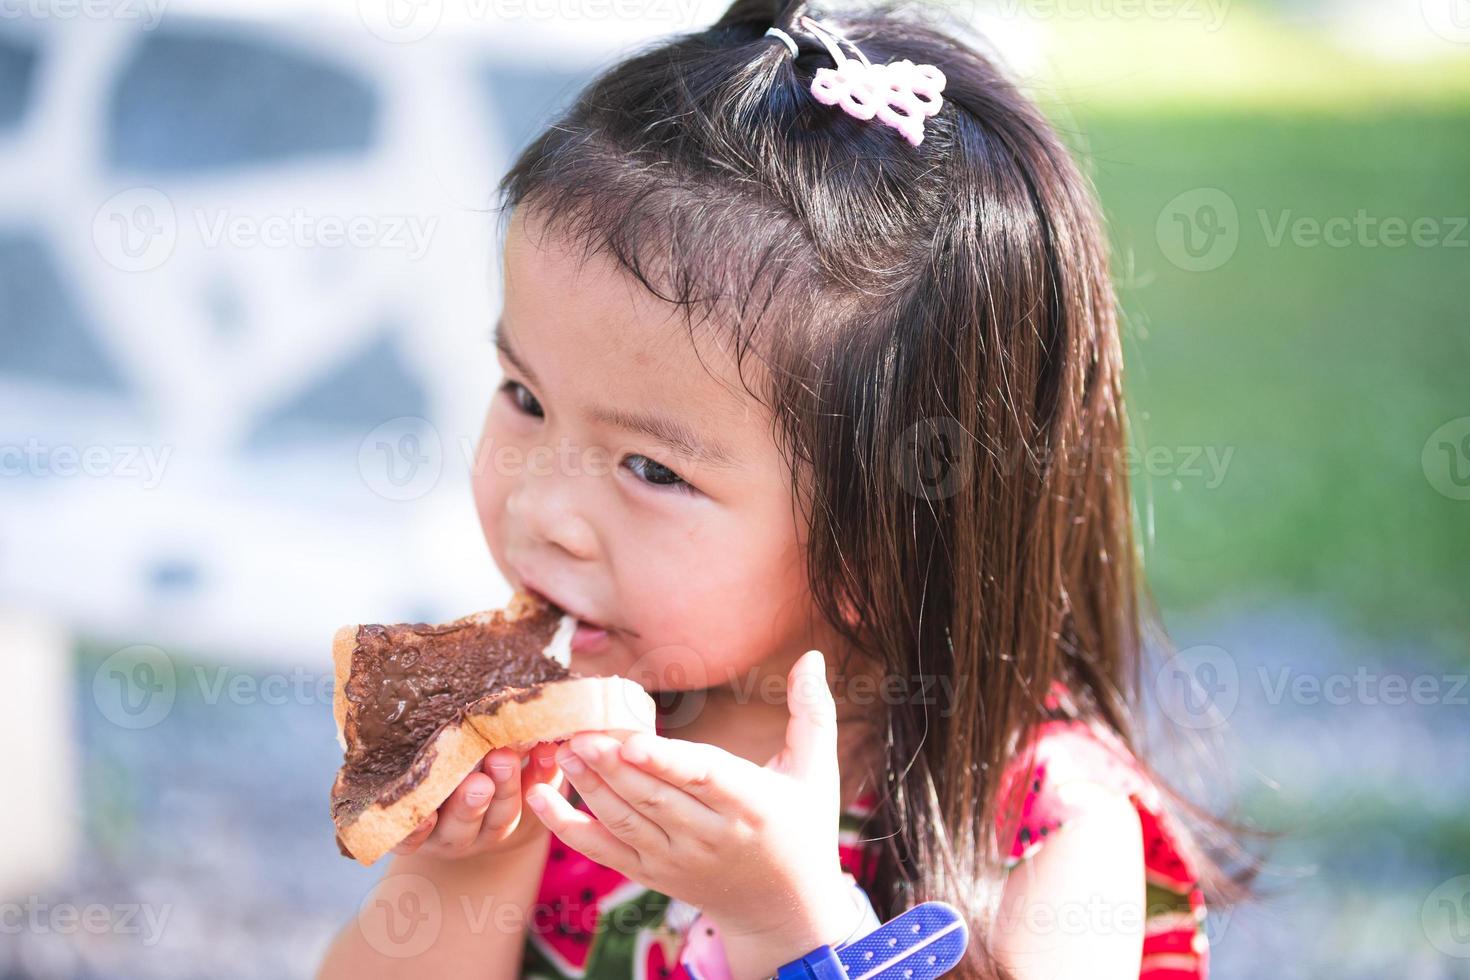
[557, 739, 671, 851]
[617, 732, 762, 813]
[525, 741, 565, 789]
[426, 770, 496, 851]
[568, 732, 721, 836]
[525, 781, 641, 877]
[779, 649, 839, 784]
[474, 748, 529, 844]
[392, 811, 438, 855]
[482, 746, 521, 782]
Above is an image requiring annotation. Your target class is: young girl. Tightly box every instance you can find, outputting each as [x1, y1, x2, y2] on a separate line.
[320, 1, 1254, 977]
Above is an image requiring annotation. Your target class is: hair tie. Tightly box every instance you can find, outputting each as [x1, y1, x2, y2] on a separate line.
[794, 15, 947, 147]
[764, 26, 799, 58]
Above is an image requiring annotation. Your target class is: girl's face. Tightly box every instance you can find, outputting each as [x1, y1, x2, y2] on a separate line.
[474, 207, 832, 694]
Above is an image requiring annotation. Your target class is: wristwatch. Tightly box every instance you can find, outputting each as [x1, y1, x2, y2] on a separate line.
[679, 872, 881, 980]
[774, 901, 968, 980]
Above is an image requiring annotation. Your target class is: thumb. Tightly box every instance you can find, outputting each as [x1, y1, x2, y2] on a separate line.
[775, 649, 839, 784]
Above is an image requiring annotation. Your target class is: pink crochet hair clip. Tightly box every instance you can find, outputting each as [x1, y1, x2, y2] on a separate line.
[765, 16, 947, 147]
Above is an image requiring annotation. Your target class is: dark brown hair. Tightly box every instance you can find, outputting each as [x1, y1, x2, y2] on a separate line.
[495, 1, 1263, 974]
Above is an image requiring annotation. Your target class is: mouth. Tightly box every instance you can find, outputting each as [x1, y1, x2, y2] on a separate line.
[518, 581, 615, 653]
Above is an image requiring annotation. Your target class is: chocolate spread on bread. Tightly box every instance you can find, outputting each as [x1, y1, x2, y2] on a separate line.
[330, 599, 578, 841]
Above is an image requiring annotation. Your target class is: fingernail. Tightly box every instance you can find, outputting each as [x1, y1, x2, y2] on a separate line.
[466, 791, 489, 807]
[527, 792, 547, 813]
[558, 750, 585, 774]
[490, 762, 514, 781]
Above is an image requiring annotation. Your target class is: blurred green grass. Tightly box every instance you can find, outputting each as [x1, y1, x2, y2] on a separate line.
[1035, 12, 1470, 111]
[1053, 106, 1470, 658]
[998, 3, 1470, 660]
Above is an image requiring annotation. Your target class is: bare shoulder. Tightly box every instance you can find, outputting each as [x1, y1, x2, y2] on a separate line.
[993, 782, 1145, 980]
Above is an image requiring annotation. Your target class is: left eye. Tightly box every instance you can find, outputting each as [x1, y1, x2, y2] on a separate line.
[623, 454, 691, 492]
[499, 379, 545, 418]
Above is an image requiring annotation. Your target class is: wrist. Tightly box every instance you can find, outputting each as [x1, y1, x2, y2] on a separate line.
[716, 875, 864, 980]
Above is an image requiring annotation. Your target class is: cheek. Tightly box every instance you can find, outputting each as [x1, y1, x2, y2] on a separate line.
[471, 409, 514, 552]
[618, 509, 811, 690]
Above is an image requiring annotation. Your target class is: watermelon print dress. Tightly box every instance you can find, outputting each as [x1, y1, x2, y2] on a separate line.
[522, 682, 1208, 980]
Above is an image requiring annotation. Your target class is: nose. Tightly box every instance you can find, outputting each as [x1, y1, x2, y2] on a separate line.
[504, 461, 599, 562]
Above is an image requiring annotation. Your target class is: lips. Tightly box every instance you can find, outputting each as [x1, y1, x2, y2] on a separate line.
[518, 579, 610, 633]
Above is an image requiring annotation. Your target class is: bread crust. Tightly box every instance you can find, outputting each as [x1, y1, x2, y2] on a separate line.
[330, 596, 656, 866]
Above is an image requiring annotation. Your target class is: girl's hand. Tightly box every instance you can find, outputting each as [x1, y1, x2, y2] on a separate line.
[392, 741, 568, 860]
[524, 650, 860, 975]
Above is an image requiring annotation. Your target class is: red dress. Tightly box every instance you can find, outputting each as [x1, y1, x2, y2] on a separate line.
[522, 682, 1208, 979]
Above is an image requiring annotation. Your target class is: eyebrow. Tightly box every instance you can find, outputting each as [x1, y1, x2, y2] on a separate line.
[494, 318, 741, 471]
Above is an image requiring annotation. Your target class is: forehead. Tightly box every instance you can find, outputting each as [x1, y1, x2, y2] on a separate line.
[500, 207, 770, 456]
[503, 208, 692, 363]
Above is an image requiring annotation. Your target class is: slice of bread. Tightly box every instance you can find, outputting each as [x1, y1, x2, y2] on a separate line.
[329, 590, 656, 866]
